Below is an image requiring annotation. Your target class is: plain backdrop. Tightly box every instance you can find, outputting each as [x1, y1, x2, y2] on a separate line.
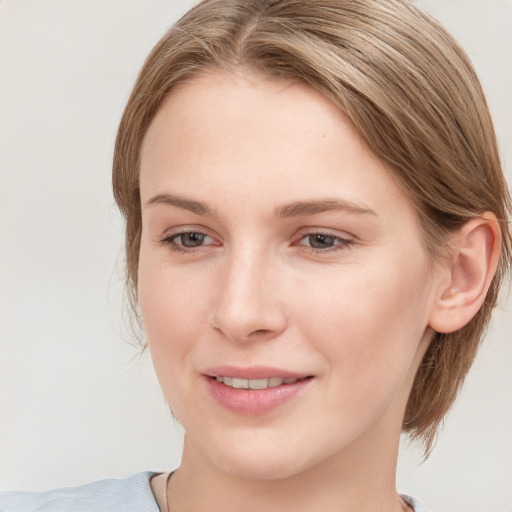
[0, 1, 510, 510]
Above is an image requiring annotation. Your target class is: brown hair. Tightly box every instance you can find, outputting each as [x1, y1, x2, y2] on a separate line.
[113, 0, 511, 452]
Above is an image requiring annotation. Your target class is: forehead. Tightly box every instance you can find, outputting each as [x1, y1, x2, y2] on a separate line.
[141, 70, 363, 165]
[139, 70, 414, 221]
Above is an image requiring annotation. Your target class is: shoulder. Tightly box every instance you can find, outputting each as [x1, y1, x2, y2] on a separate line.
[402, 494, 430, 512]
[0, 471, 160, 512]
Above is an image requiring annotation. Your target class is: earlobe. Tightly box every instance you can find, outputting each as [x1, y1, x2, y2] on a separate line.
[429, 212, 501, 334]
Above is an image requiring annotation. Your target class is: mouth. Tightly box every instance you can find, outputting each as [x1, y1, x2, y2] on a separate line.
[212, 375, 310, 390]
[203, 368, 314, 415]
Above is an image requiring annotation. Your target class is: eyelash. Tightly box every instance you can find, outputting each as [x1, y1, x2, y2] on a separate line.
[160, 231, 215, 254]
[160, 230, 354, 255]
[296, 232, 354, 254]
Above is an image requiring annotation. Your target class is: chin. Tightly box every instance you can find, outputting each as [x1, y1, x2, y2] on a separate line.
[197, 429, 322, 482]
[214, 451, 307, 481]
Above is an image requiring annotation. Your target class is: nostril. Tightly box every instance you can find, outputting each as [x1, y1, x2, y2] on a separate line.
[248, 329, 272, 337]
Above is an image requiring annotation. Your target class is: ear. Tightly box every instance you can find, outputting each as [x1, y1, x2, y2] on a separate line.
[429, 212, 501, 334]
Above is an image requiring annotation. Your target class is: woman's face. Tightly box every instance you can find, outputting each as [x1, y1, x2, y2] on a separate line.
[138, 71, 441, 480]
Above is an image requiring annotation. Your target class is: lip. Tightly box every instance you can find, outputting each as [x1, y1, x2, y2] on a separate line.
[202, 366, 313, 415]
[203, 365, 310, 380]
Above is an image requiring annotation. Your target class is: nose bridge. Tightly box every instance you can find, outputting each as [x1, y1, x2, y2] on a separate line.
[211, 243, 286, 342]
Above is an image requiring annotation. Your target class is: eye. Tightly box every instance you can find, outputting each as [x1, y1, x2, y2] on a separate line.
[298, 232, 353, 252]
[161, 230, 218, 253]
[173, 232, 209, 247]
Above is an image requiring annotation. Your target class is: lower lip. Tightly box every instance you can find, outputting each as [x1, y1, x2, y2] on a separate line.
[204, 377, 312, 415]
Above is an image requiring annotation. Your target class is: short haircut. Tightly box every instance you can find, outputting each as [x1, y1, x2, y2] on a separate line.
[113, 0, 511, 453]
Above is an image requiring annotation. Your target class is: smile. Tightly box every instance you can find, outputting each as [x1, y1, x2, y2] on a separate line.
[215, 376, 304, 389]
[204, 371, 313, 415]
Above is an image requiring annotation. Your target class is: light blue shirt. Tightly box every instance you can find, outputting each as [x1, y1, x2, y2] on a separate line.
[0, 472, 159, 512]
[0, 471, 429, 511]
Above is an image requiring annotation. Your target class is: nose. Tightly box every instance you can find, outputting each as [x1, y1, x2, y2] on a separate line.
[210, 248, 288, 344]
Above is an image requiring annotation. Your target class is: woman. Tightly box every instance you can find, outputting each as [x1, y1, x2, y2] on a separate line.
[1, 0, 510, 510]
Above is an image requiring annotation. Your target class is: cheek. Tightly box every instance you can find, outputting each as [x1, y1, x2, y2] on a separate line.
[292, 254, 432, 384]
[137, 251, 209, 381]
[138, 238, 207, 329]
[137, 259, 215, 426]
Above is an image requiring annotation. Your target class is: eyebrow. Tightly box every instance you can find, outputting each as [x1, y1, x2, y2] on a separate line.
[275, 199, 377, 218]
[145, 193, 377, 218]
[145, 193, 214, 216]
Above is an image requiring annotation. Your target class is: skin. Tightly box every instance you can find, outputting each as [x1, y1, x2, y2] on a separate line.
[138, 70, 449, 512]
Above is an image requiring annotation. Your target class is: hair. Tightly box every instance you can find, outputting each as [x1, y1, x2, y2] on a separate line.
[113, 0, 511, 453]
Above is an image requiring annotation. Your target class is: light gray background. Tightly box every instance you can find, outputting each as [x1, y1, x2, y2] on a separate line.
[0, 1, 510, 510]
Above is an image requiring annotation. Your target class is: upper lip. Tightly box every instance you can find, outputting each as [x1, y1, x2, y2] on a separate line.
[203, 365, 312, 380]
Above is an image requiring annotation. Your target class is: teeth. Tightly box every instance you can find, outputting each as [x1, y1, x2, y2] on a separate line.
[268, 377, 284, 387]
[249, 378, 271, 390]
[215, 376, 301, 389]
[232, 378, 247, 389]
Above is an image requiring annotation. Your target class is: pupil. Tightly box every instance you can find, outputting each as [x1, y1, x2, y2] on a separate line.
[309, 234, 336, 249]
[182, 232, 204, 247]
